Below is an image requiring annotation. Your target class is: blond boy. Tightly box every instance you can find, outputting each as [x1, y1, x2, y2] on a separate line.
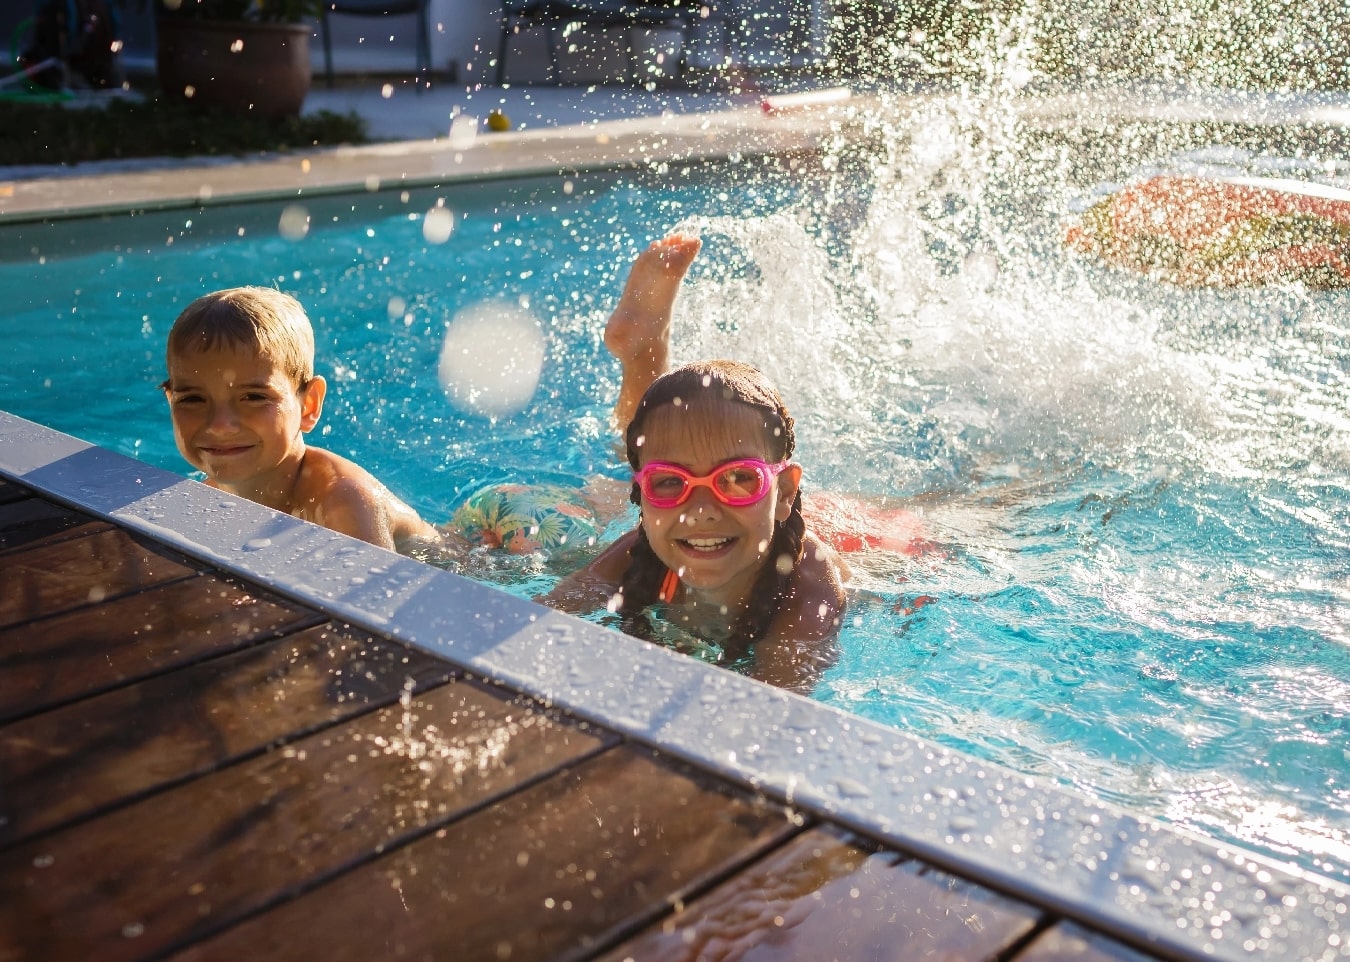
[162, 287, 440, 553]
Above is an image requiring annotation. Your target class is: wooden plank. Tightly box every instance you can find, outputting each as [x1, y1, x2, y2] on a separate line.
[167, 744, 801, 962]
[0, 573, 322, 724]
[0, 678, 612, 962]
[0, 497, 107, 554]
[593, 826, 884, 961]
[0, 527, 196, 630]
[596, 826, 1042, 961]
[0, 624, 456, 846]
[1014, 922, 1161, 961]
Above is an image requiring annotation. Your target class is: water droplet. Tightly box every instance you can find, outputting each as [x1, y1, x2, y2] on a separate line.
[833, 777, 871, 798]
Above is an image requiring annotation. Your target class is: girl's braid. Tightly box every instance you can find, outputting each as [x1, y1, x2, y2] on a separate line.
[731, 488, 806, 646]
[615, 523, 666, 639]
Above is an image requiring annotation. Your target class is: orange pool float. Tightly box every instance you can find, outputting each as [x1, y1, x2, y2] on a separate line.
[1064, 174, 1350, 287]
[801, 492, 935, 556]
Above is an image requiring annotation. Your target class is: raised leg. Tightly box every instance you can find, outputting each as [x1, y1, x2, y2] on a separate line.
[605, 232, 702, 433]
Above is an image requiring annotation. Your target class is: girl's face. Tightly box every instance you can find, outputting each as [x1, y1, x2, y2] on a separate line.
[635, 400, 801, 611]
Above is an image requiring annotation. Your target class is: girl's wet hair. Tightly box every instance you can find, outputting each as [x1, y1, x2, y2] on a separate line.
[164, 287, 315, 389]
[615, 360, 806, 648]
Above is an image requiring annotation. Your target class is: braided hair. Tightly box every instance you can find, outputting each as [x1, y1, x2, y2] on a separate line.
[614, 360, 807, 648]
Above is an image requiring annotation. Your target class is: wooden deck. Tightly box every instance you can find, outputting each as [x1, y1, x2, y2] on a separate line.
[0, 476, 1198, 961]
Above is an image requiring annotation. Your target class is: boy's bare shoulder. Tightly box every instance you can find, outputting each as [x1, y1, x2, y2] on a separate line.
[295, 446, 382, 504]
[294, 446, 435, 551]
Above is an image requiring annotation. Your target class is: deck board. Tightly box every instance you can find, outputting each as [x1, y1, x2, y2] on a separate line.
[166, 745, 801, 962]
[0, 489, 1198, 962]
[595, 825, 1043, 962]
[0, 526, 195, 629]
[0, 624, 457, 846]
[0, 496, 106, 553]
[0, 479, 30, 504]
[0, 574, 322, 725]
[1016, 923, 1161, 961]
[0, 678, 613, 962]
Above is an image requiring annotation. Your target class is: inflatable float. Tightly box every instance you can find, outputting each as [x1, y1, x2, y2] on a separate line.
[1064, 174, 1350, 288]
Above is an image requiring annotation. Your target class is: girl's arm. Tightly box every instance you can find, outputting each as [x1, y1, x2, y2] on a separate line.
[537, 529, 638, 614]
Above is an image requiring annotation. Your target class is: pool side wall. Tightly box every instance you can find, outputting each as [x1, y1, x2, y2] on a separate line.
[2, 411, 1345, 962]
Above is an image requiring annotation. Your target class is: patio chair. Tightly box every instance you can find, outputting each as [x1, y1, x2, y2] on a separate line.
[320, 0, 433, 89]
[496, 0, 702, 85]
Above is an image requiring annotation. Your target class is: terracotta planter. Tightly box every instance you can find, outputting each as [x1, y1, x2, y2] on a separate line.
[157, 18, 312, 119]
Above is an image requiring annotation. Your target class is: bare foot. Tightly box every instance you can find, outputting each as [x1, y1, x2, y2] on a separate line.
[604, 232, 702, 364]
[606, 232, 702, 432]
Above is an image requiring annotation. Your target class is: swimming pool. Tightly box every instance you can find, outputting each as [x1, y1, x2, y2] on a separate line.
[2, 104, 1347, 888]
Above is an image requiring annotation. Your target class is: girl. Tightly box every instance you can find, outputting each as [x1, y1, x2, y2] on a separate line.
[599, 232, 932, 557]
[544, 358, 848, 694]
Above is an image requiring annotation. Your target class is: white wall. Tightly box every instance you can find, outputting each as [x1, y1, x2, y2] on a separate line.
[316, 0, 501, 82]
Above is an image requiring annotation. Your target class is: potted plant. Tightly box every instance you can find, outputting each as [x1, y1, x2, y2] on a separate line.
[152, 0, 323, 118]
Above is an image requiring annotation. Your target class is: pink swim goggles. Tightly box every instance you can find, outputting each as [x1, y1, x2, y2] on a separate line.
[633, 458, 790, 509]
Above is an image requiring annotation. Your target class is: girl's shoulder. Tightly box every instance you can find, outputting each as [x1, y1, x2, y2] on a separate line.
[779, 532, 848, 632]
[589, 528, 642, 580]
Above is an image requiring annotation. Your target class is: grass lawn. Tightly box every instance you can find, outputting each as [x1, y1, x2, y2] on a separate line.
[1, 91, 368, 167]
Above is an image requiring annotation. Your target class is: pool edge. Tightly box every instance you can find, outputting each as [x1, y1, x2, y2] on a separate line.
[2, 409, 1345, 962]
[4, 85, 1349, 225]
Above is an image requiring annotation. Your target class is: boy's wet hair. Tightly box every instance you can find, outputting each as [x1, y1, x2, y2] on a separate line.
[165, 287, 315, 388]
[617, 359, 806, 649]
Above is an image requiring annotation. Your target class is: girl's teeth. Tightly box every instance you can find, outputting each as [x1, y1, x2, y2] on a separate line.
[685, 538, 730, 550]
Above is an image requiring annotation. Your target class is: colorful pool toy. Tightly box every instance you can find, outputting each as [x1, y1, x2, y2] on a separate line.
[450, 483, 601, 555]
[1064, 174, 1350, 287]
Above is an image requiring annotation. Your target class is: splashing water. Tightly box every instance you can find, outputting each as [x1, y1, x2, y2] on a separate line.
[625, 13, 1350, 883]
[369, 681, 527, 796]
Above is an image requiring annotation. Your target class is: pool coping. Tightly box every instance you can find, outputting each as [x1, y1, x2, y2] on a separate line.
[5, 84, 1349, 224]
[0, 94, 861, 223]
[3, 410, 1347, 961]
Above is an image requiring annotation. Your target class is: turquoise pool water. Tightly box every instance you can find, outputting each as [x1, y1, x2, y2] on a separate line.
[3, 124, 1348, 885]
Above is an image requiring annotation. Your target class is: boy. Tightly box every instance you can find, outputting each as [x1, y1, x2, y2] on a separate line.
[162, 287, 441, 554]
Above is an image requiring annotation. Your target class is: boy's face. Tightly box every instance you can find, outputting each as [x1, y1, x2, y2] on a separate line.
[164, 344, 324, 491]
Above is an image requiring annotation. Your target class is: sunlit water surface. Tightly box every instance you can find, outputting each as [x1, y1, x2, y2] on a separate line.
[3, 96, 1347, 885]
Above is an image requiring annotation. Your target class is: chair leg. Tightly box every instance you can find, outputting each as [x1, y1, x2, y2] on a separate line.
[416, 2, 431, 90]
[321, 7, 335, 88]
[497, 15, 513, 85]
[543, 16, 557, 84]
